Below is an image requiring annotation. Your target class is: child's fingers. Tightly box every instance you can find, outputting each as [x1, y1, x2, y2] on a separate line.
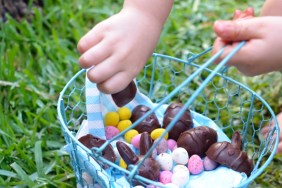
[77, 24, 104, 54]
[212, 37, 226, 63]
[212, 41, 260, 73]
[244, 7, 254, 17]
[213, 19, 262, 42]
[233, 7, 254, 21]
[276, 142, 282, 154]
[96, 72, 133, 94]
[86, 56, 121, 84]
[233, 9, 242, 20]
[78, 41, 112, 69]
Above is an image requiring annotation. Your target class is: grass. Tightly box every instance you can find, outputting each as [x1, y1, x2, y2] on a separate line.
[1, 0, 282, 187]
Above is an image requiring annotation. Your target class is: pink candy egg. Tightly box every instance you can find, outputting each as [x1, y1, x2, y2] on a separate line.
[105, 126, 120, 140]
[187, 154, 204, 175]
[159, 170, 173, 184]
[131, 134, 141, 149]
[167, 139, 177, 151]
[203, 156, 218, 171]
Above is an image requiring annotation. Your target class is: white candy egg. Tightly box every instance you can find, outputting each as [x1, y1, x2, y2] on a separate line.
[171, 170, 190, 187]
[156, 153, 173, 171]
[173, 164, 189, 174]
[171, 147, 189, 165]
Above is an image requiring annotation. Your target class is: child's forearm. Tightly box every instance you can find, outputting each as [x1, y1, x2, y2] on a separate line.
[260, 0, 282, 16]
[122, 0, 174, 27]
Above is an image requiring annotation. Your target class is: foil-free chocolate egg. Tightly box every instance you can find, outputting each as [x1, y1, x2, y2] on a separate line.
[177, 126, 217, 157]
[116, 141, 139, 165]
[78, 134, 116, 167]
[163, 102, 193, 140]
[139, 132, 153, 156]
[130, 105, 161, 134]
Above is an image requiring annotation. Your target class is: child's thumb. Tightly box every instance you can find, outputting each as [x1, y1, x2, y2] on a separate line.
[214, 20, 260, 41]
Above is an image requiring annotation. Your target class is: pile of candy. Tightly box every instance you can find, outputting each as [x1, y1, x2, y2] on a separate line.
[79, 102, 254, 187]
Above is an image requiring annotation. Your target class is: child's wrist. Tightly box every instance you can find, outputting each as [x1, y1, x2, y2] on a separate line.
[120, 6, 164, 30]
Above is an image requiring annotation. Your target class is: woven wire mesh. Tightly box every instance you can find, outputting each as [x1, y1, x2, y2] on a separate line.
[58, 45, 279, 188]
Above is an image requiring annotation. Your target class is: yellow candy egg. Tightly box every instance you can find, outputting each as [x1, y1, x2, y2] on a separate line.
[150, 128, 168, 140]
[124, 129, 139, 143]
[117, 107, 132, 120]
[117, 120, 132, 132]
[119, 158, 127, 169]
[104, 111, 120, 127]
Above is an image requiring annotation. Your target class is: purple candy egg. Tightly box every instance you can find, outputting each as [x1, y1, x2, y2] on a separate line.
[203, 156, 218, 171]
[155, 138, 168, 154]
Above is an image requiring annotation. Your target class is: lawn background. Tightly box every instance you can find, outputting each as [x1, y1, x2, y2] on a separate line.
[1, 0, 282, 187]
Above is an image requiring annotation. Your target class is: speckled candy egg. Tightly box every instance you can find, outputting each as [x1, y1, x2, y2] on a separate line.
[188, 154, 204, 175]
[159, 170, 173, 184]
[156, 153, 173, 171]
[105, 126, 120, 140]
[171, 147, 189, 165]
[203, 156, 218, 171]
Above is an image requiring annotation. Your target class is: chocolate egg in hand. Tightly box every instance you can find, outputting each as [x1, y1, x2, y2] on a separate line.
[111, 81, 137, 107]
[130, 105, 161, 134]
[163, 102, 193, 140]
[206, 131, 254, 176]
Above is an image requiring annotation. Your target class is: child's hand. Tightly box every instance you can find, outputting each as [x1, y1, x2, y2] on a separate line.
[212, 16, 282, 76]
[232, 7, 254, 20]
[261, 113, 282, 153]
[212, 7, 254, 65]
[77, 8, 164, 94]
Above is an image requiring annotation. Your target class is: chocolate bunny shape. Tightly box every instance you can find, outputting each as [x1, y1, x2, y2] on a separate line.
[206, 131, 254, 176]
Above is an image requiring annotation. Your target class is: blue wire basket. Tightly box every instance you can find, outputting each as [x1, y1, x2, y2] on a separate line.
[57, 42, 279, 188]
